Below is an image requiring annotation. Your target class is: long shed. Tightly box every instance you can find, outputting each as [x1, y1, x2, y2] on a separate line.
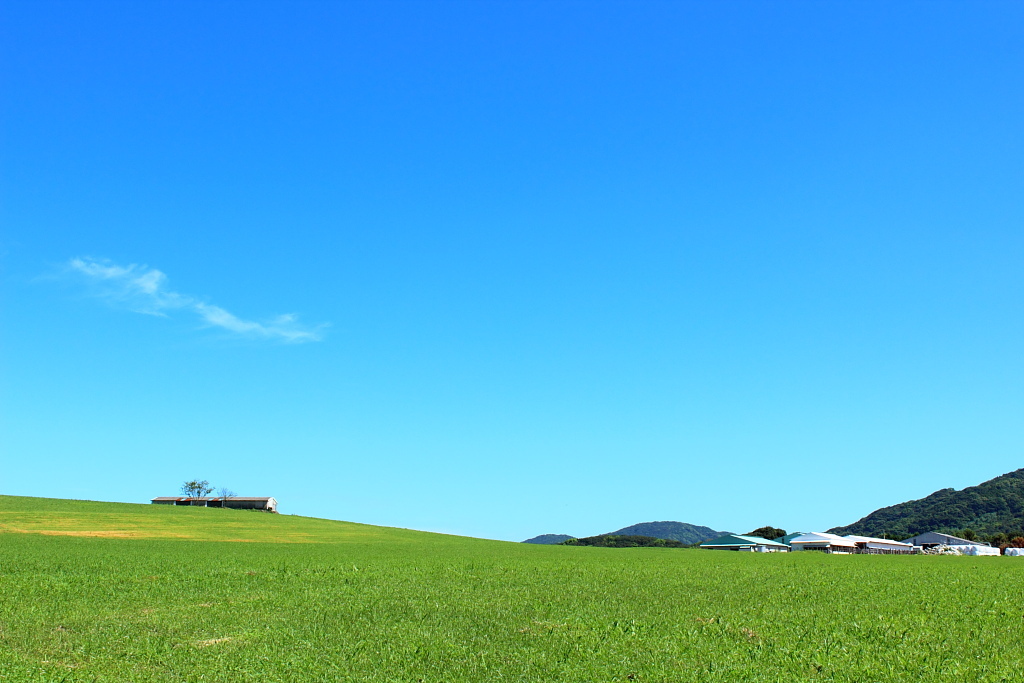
[789, 532, 858, 553]
[151, 496, 278, 512]
[843, 535, 915, 554]
[901, 532, 990, 549]
[700, 534, 790, 552]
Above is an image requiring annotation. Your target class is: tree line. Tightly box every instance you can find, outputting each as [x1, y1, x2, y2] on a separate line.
[181, 479, 236, 499]
[560, 535, 689, 548]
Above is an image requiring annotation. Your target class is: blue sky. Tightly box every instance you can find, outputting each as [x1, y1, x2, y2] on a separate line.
[2, 1, 1022, 541]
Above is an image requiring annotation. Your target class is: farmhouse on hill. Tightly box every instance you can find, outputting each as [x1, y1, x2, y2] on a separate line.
[152, 496, 278, 512]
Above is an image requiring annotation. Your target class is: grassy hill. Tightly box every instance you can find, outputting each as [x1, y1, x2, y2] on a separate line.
[0, 494, 447, 544]
[829, 468, 1024, 539]
[3, 495, 1024, 682]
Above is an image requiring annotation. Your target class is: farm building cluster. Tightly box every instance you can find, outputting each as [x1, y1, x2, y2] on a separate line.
[147, 495, 1023, 557]
[700, 530, 1007, 555]
[151, 496, 278, 512]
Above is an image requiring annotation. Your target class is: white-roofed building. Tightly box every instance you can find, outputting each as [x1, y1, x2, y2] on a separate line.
[699, 534, 791, 552]
[843, 535, 915, 554]
[789, 532, 858, 553]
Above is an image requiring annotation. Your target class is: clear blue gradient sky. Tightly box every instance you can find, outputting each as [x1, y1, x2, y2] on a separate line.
[2, 1, 1022, 541]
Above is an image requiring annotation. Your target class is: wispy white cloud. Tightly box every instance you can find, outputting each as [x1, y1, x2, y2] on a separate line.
[66, 257, 326, 343]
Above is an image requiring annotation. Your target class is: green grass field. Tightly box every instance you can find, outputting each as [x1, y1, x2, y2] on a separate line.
[2, 496, 1023, 682]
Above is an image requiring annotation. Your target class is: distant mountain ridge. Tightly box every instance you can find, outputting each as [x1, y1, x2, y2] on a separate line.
[605, 521, 726, 545]
[829, 468, 1024, 538]
[522, 534, 574, 545]
[521, 521, 725, 546]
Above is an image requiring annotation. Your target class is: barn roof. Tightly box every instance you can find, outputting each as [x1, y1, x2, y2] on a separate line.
[774, 532, 808, 546]
[902, 531, 990, 546]
[700, 534, 790, 548]
[789, 532, 857, 547]
[844, 535, 914, 548]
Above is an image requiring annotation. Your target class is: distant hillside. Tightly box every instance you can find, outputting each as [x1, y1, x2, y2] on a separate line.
[829, 468, 1024, 539]
[606, 521, 725, 545]
[562, 534, 687, 548]
[522, 534, 574, 544]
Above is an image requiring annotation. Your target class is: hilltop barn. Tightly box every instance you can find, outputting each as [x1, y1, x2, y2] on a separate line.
[152, 496, 278, 512]
[700, 534, 790, 552]
[902, 532, 990, 549]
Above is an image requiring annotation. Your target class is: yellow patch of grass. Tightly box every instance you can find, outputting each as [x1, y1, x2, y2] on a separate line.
[194, 637, 234, 648]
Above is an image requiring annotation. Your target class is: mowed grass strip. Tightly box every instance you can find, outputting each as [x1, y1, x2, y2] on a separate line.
[2, 497, 1023, 682]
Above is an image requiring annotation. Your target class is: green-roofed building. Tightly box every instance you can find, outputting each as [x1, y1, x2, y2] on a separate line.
[700, 534, 791, 552]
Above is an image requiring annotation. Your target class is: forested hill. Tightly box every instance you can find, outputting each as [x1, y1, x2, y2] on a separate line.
[606, 521, 725, 545]
[562, 535, 687, 548]
[829, 468, 1024, 538]
[522, 534, 574, 545]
